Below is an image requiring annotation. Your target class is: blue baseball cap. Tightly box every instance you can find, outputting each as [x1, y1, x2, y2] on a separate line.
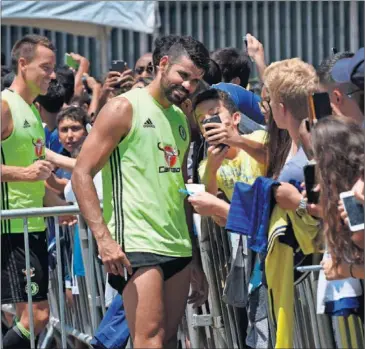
[331, 47, 364, 89]
[212, 82, 265, 125]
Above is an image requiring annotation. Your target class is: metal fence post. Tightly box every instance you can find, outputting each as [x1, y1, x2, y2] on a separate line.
[54, 216, 67, 348]
[23, 217, 36, 349]
[88, 225, 98, 334]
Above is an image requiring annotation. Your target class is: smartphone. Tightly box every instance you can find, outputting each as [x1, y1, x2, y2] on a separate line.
[202, 115, 229, 151]
[111, 60, 127, 73]
[339, 191, 365, 232]
[331, 47, 338, 55]
[303, 161, 319, 204]
[308, 92, 332, 126]
[64, 53, 79, 70]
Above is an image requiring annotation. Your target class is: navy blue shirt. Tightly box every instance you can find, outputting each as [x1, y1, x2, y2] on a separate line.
[45, 126, 63, 154]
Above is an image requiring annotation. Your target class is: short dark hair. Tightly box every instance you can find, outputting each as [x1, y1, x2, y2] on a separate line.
[11, 34, 55, 74]
[193, 88, 239, 115]
[203, 59, 222, 85]
[1, 71, 14, 91]
[153, 35, 210, 73]
[56, 106, 89, 128]
[56, 66, 75, 104]
[211, 48, 251, 88]
[167, 37, 210, 73]
[1, 66, 13, 90]
[36, 80, 66, 113]
[317, 52, 355, 86]
[153, 35, 180, 67]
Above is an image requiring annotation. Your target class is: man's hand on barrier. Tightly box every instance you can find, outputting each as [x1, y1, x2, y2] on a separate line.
[59, 215, 78, 226]
[26, 160, 54, 181]
[97, 235, 132, 276]
[188, 263, 209, 308]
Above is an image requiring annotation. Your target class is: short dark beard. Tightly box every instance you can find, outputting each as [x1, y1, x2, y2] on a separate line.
[160, 71, 190, 106]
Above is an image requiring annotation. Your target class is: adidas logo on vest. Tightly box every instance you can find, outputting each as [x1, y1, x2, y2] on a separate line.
[23, 120, 31, 128]
[143, 118, 155, 128]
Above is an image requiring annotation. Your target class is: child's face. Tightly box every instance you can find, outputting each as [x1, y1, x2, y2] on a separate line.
[58, 117, 87, 153]
[194, 99, 236, 135]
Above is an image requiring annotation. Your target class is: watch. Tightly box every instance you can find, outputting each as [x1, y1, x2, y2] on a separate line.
[296, 198, 307, 216]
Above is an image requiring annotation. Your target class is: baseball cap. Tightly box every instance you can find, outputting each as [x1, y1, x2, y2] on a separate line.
[331, 47, 364, 89]
[212, 82, 265, 125]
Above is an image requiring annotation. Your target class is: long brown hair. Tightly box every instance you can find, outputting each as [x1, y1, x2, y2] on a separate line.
[259, 87, 292, 179]
[312, 116, 364, 264]
[264, 115, 291, 179]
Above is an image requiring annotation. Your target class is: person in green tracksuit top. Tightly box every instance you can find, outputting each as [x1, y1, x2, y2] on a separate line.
[1, 35, 75, 349]
[72, 36, 210, 348]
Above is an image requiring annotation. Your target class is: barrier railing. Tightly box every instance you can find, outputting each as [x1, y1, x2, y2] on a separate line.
[1, 205, 105, 349]
[1, 207, 364, 349]
[182, 216, 364, 349]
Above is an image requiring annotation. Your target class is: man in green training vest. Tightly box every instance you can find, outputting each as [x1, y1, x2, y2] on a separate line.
[72, 36, 210, 348]
[1, 35, 76, 349]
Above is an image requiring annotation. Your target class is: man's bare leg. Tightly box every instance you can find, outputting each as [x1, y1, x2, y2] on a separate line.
[163, 264, 192, 349]
[123, 267, 165, 348]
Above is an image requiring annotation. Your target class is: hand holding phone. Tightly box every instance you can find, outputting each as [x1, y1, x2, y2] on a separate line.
[340, 191, 365, 232]
[202, 115, 229, 151]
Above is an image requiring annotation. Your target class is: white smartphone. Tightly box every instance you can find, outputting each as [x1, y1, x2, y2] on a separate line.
[339, 191, 365, 232]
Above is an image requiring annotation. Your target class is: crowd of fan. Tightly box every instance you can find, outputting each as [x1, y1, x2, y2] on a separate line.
[1, 32, 364, 349]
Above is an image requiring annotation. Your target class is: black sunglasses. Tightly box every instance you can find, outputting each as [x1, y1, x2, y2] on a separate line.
[135, 64, 154, 75]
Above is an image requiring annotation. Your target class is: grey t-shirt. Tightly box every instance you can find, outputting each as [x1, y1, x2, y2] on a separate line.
[278, 147, 308, 183]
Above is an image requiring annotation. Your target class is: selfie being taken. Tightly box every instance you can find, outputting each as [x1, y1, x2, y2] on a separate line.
[1, 1, 364, 349]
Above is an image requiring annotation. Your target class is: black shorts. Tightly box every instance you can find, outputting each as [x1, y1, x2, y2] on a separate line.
[1, 232, 49, 303]
[108, 252, 192, 295]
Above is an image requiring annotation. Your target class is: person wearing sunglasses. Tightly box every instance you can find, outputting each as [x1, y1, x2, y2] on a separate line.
[325, 48, 364, 125]
[134, 52, 154, 80]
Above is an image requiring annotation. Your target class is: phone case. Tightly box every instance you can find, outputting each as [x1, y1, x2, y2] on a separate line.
[202, 115, 228, 151]
[303, 163, 319, 204]
[64, 54, 79, 70]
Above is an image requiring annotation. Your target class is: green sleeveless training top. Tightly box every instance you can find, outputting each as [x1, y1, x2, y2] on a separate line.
[102, 88, 192, 257]
[1, 89, 46, 234]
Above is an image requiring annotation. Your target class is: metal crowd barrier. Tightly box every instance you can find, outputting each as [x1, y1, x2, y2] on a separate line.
[181, 216, 364, 349]
[1, 205, 105, 349]
[1, 207, 364, 349]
